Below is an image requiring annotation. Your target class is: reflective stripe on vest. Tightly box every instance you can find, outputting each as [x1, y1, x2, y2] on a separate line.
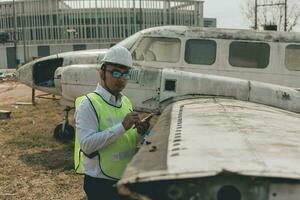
[74, 92, 137, 179]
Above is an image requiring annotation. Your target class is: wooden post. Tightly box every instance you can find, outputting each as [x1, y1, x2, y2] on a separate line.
[32, 88, 35, 105]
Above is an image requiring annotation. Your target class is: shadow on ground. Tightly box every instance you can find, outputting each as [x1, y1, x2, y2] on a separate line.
[19, 146, 74, 171]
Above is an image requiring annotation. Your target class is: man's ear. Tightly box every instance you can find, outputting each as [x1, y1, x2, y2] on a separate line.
[99, 68, 104, 79]
[100, 63, 107, 79]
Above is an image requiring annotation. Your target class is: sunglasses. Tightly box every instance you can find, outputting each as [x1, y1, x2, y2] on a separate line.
[106, 69, 130, 80]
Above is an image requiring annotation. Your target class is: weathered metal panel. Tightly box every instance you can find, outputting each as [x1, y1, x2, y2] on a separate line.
[60, 64, 99, 101]
[268, 183, 300, 200]
[159, 68, 250, 103]
[141, 26, 300, 43]
[120, 98, 300, 184]
[249, 81, 300, 114]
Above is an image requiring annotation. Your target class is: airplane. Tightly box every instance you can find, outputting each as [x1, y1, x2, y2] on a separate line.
[17, 25, 300, 91]
[15, 26, 300, 198]
[16, 25, 300, 140]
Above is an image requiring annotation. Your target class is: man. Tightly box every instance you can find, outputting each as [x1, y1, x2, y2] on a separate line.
[74, 46, 148, 200]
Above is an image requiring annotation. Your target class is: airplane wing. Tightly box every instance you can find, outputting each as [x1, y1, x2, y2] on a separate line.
[118, 97, 300, 200]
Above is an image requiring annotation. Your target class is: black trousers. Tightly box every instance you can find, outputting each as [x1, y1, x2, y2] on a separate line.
[84, 175, 128, 200]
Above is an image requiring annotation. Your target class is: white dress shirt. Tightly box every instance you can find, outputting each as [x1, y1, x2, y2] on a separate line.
[75, 84, 127, 179]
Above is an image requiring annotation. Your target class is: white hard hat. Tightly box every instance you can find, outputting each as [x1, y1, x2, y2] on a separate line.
[101, 46, 132, 68]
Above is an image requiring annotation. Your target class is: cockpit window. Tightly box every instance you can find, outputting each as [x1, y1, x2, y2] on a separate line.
[285, 44, 300, 71]
[229, 41, 270, 69]
[185, 39, 216, 65]
[133, 37, 181, 63]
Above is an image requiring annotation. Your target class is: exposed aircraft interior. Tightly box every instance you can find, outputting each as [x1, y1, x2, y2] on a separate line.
[33, 58, 63, 87]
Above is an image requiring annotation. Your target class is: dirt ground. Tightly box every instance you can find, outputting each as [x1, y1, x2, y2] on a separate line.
[0, 80, 85, 200]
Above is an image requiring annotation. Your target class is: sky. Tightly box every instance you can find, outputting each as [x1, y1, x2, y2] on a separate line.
[204, 0, 300, 31]
[204, 0, 250, 29]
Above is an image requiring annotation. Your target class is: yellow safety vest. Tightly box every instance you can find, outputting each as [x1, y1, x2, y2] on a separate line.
[74, 92, 137, 180]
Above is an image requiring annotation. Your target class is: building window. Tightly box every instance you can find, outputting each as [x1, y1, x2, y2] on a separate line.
[229, 41, 270, 68]
[285, 44, 300, 71]
[73, 44, 86, 51]
[38, 46, 50, 57]
[133, 37, 181, 63]
[185, 39, 216, 65]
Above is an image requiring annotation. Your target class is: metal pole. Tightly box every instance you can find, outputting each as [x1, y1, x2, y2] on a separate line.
[284, 0, 287, 31]
[13, 0, 18, 68]
[254, 0, 258, 30]
[22, 2, 26, 63]
[139, 0, 142, 30]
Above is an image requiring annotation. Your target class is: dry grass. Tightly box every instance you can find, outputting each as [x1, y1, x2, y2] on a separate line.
[0, 96, 85, 200]
[0, 82, 159, 200]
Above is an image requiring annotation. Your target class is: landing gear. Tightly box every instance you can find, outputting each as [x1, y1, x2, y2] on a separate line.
[53, 106, 75, 141]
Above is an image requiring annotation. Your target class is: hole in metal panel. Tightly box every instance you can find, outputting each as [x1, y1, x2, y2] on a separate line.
[173, 143, 181, 146]
[171, 148, 180, 151]
[165, 79, 176, 91]
[173, 139, 181, 143]
[217, 185, 241, 200]
[170, 153, 179, 157]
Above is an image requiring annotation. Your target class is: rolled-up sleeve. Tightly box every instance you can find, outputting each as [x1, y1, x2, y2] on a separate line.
[75, 98, 126, 155]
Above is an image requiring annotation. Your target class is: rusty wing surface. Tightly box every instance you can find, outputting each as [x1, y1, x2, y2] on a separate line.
[118, 98, 300, 200]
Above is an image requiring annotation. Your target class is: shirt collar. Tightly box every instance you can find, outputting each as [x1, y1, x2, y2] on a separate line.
[95, 83, 123, 106]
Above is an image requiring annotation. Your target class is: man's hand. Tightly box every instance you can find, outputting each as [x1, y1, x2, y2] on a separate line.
[122, 112, 140, 130]
[135, 121, 150, 135]
[136, 113, 153, 135]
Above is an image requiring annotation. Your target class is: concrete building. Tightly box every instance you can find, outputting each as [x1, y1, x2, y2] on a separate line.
[0, 0, 211, 69]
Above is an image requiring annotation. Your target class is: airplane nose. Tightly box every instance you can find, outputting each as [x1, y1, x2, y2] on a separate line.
[16, 62, 34, 87]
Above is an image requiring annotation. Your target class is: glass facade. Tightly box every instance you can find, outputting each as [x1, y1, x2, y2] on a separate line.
[0, 0, 203, 44]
